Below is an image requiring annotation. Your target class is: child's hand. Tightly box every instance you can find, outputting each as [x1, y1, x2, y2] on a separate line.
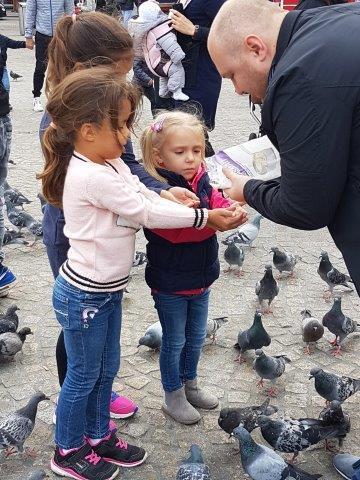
[160, 187, 200, 208]
[206, 207, 248, 232]
[26, 38, 34, 50]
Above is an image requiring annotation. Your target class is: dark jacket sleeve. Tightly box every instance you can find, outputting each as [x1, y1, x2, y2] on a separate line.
[133, 59, 153, 87]
[244, 74, 350, 231]
[122, 140, 170, 194]
[0, 34, 26, 49]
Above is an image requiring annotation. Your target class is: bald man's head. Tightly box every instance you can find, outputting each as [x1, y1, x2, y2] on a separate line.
[208, 0, 287, 99]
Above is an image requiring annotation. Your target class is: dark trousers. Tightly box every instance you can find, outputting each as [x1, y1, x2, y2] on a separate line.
[33, 31, 52, 98]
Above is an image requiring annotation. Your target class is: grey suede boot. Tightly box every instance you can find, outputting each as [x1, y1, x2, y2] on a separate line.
[185, 379, 219, 410]
[162, 387, 201, 425]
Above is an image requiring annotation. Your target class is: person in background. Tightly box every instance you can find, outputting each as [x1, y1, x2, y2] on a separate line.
[0, 34, 27, 96]
[25, 0, 74, 112]
[118, 0, 135, 26]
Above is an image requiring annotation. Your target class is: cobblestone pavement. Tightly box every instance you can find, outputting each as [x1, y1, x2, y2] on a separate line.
[1, 13, 360, 480]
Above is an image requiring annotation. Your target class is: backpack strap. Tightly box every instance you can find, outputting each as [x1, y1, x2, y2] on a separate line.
[150, 19, 173, 40]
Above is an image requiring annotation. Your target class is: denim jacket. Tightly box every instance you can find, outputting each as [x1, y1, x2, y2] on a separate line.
[25, 0, 74, 38]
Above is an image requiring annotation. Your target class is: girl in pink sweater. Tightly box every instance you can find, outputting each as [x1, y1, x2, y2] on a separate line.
[38, 68, 246, 480]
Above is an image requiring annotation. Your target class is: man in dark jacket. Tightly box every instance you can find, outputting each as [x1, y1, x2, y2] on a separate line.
[208, 0, 360, 295]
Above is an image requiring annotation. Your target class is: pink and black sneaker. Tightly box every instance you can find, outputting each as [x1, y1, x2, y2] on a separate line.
[92, 432, 147, 468]
[51, 443, 118, 480]
[110, 392, 139, 419]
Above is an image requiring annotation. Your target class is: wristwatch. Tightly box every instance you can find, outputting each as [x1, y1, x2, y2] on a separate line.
[193, 25, 199, 37]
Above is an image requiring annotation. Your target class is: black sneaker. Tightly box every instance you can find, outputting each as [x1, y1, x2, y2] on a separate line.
[92, 432, 147, 468]
[51, 443, 119, 480]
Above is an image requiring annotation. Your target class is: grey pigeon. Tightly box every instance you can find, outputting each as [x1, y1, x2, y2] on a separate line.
[27, 469, 49, 480]
[270, 247, 298, 278]
[0, 327, 32, 360]
[176, 444, 211, 480]
[5, 201, 43, 237]
[132, 251, 147, 267]
[224, 213, 263, 248]
[138, 321, 162, 350]
[301, 309, 324, 355]
[235, 311, 271, 363]
[0, 392, 49, 456]
[10, 70, 22, 81]
[222, 240, 245, 276]
[319, 400, 351, 450]
[255, 265, 279, 314]
[257, 415, 341, 463]
[318, 252, 353, 300]
[322, 296, 358, 357]
[4, 189, 31, 210]
[3, 227, 29, 246]
[309, 367, 360, 404]
[0, 304, 20, 334]
[232, 426, 322, 480]
[206, 316, 228, 343]
[37, 193, 47, 215]
[253, 349, 291, 397]
[218, 398, 278, 434]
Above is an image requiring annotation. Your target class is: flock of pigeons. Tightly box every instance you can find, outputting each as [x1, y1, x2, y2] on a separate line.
[0, 199, 359, 478]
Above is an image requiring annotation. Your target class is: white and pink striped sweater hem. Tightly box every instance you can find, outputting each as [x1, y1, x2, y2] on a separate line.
[60, 152, 208, 292]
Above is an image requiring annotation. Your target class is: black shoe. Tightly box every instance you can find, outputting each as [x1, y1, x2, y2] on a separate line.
[51, 443, 119, 480]
[92, 432, 147, 468]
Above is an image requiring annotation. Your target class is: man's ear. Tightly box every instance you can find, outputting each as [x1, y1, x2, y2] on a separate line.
[79, 123, 96, 142]
[244, 35, 267, 61]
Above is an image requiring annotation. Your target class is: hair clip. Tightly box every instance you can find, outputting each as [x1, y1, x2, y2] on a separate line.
[150, 120, 164, 133]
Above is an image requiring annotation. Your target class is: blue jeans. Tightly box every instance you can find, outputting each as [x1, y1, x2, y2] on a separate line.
[121, 8, 134, 27]
[2, 68, 10, 92]
[53, 275, 123, 449]
[0, 114, 11, 254]
[152, 290, 210, 392]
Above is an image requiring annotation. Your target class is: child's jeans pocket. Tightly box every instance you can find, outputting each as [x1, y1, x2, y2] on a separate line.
[53, 291, 69, 329]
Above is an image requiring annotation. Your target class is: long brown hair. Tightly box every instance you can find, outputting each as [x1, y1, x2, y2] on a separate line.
[38, 68, 140, 208]
[46, 12, 134, 95]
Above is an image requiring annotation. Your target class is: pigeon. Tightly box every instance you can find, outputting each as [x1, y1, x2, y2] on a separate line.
[234, 311, 271, 363]
[224, 213, 263, 248]
[317, 251, 353, 300]
[218, 398, 278, 434]
[27, 469, 49, 480]
[232, 426, 322, 480]
[0, 304, 20, 334]
[301, 309, 324, 355]
[3, 227, 29, 246]
[138, 321, 162, 350]
[270, 247, 298, 278]
[206, 316, 228, 343]
[132, 251, 147, 267]
[0, 327, 33, 360]
[176, 444, 211, 480]
[322, 296, 358, 357]
[253, 349, 291, 397]
[255, 265, 279, 314]
[37, 193, 47, 214]
[318, 400, 351, 450]
[309, 367, 360, 404]
[0, 392, 49, 456]
[4, 189, 31, 210]
[5, 201, 43, 237]
[222, 240, 245, 276]
[9, 70, 22, 81]
[257, 415, 341, 463]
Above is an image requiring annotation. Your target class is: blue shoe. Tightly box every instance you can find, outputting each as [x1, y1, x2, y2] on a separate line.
[0, 265, 16, 296]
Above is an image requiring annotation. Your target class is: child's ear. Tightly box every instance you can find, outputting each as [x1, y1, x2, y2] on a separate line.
[80, 123, 96, 142]
[153, 148, 164, 167]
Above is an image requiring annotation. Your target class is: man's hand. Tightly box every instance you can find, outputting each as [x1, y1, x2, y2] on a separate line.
[169, 9, 196, 36]
[222, 167, 251, 204]
[207, 205, 248, 232]
[25, 38, 34, 50]
[160, 187, 200, 207]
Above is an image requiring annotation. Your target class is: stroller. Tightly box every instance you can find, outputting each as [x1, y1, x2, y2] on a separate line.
[248, 95, 264, 141]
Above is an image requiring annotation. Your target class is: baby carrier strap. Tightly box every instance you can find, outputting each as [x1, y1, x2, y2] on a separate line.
[143, 19, 173, 77]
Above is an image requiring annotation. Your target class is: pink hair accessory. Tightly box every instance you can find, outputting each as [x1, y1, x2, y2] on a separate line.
[150, 120, 164, 133]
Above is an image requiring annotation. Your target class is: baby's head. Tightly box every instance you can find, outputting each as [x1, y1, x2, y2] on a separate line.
[141, 111, 206, 182]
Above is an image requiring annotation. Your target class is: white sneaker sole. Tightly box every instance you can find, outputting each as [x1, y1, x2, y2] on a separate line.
[110, 410, 137, 419]
[50, 459, 119, 480]
[103, 451, 148, 468]
[333, 465, 352, 480]
[0, 280, 17, 297]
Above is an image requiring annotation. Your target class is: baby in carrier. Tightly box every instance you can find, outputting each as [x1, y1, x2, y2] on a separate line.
[128, 0, 189, 101]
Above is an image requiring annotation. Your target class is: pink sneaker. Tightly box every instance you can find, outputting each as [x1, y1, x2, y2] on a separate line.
[110, 392, 138, 419]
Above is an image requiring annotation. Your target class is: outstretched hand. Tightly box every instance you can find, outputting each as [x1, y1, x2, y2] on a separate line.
[222, 167, 251, 204]
[207, 204, 248, 232]
[160, 187, 200, 208]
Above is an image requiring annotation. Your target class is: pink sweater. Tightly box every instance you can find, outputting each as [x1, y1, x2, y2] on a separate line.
[60, 152, 208, 292]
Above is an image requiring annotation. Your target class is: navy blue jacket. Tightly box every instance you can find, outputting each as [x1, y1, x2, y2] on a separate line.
[244, 4, 360, 294]
[144, 168, 220, 293]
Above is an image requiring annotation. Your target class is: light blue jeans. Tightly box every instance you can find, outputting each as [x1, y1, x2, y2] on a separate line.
[2, 68, 10, 92]
[152, 290, 210, 392]
[121, 8, 134, 28]
[0, 114, 11, 255]
[53, 275, 123, 449]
